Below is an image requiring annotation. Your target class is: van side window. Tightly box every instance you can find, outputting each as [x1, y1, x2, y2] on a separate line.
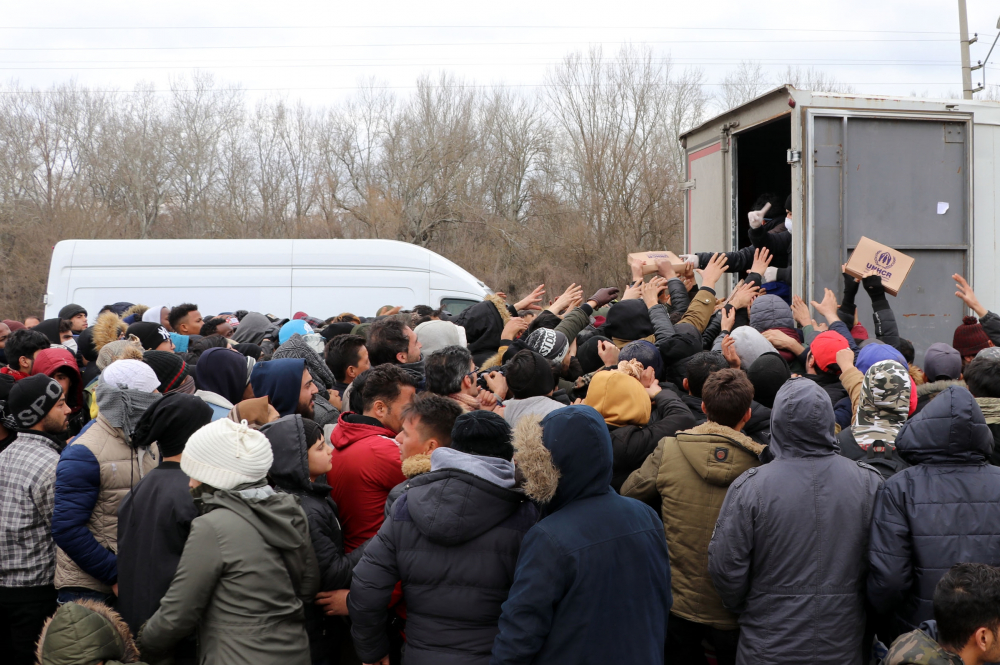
[440, 298, 479, 316]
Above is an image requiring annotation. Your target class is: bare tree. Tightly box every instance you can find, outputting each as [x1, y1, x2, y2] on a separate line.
[719, 60, 770, 111]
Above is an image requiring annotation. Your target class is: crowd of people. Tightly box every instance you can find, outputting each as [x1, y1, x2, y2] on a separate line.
[4, 200, 1000, 665]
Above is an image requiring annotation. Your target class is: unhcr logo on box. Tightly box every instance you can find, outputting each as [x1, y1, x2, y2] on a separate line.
[866, 249, 896, 278]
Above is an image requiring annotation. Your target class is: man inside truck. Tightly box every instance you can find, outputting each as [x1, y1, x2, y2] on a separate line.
[682, 193, 793, 302]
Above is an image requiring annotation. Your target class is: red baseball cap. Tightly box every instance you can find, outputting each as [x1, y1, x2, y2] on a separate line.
[809, 331, 850, 372]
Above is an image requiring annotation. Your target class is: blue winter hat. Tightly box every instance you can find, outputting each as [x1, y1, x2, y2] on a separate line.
[170, 332, 189, 353]
[620, 340, 663, 379]
[279, 319, 314, 345]
[856, 343, 907, 376]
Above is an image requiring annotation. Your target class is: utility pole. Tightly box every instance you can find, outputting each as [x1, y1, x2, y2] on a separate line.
[958, 0, 978, 99]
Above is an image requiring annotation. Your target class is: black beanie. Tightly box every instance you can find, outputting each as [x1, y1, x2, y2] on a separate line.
[132, 392, 213, 457]
[451, 410, 513, 460]
[320, 322, 356, 341]
[505, 350, 555, 400]
[746, 352, 791, 409]
[143, 351, 189, 393]
[8, 374, 63, 429]
[600, 300, 654, 342]
[58, 304, 87, 320]
[76, 327, 98, 363]
[301, 417, 323, 446]
[577, 335, 612, 374]
[127, 322, 171, 351]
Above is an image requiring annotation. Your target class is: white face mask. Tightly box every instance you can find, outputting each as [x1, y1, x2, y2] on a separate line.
[62, 338, 78, 354]
[784, 218, 792, 232]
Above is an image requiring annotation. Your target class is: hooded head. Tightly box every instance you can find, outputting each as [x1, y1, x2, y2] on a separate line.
[532, 405, 612, 511]
[31, 348, 82, 412]
[197, 347, 249, 405]
[141, 305, 169, 326]
[746, 352, 790, 409]
[851, 360, 910, 449]
[414, 320, 467, 357]
[250, 358, 307, 417]
[320, 321, 357, 342]
[729, 326, 778, 369]
[33, 318, 64, 345]
[35, 599, 138, 665]
[272, 333, 336, 390]
[76, 327, 98, 364]
[924, 343, 963, 381]
[132, 392, 214, 458]
[262, 414, 324, 494]
[600, 300, 654, 345]
[749, 294, 796, 333]
[584, 370, 651, 427]
[895, 385, 993, 465]
[231, 312, 272, 345]
[769, 377, 838, 459]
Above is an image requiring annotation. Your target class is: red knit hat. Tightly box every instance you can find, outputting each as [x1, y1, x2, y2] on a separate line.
[809, 330, 850, 372]
[953, 315, 990, 357]
[850, 324, 869, 342]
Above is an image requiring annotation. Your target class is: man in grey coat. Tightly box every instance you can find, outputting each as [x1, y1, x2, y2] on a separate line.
[707, 378, 883, 664]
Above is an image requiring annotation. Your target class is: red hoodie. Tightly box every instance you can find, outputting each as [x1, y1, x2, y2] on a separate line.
[328, 412, 405, 552]
[31, 347, 83, 412]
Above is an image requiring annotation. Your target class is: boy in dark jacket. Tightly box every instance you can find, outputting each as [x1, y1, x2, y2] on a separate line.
[117, 393, 213, 664]
[868, 386, 1000, 644]
[263, 415, 368, 664]
[349, 410, 538, 665]
[491, 406, 672, 665]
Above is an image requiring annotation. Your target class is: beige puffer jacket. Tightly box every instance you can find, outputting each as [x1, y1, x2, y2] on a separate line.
[54, 416, 158, 593]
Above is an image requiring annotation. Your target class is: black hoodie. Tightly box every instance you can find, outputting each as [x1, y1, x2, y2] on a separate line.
[262, 415, 368, 657]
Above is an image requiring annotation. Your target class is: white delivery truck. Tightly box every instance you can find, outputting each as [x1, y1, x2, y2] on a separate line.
[680, 85, 1000, 361]
[43, 238, 490, 320]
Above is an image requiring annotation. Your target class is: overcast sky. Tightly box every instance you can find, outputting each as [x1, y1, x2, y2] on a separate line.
[4, 0, 1000, 111]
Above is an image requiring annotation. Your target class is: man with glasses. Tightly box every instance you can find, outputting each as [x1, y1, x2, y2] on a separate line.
[424, 345, 502, 412]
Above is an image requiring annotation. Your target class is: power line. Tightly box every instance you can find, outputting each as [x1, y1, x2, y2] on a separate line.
[0, 38, 971, 53]
[0, 25, 973, 34]
[0, 82, 976, 95]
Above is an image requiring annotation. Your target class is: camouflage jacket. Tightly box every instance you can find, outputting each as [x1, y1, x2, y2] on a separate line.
[884, 628, 963, 665]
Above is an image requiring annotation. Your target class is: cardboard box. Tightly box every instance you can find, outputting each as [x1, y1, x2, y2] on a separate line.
[844, 236, 914, 296]
[628, 251, 692, 276]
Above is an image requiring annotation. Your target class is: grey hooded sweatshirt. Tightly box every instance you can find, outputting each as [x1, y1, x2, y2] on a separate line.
[138, 484, 320, 665]
[707, 378, 883, 665]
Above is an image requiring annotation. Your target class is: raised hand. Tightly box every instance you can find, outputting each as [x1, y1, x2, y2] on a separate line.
[598, 340, 620, 367]
[810, 288, 840, 324]
[791, 295, 812, 328]
[587, 287, 620, 308]
[514, 285, 546, 311]
[722, 335, 741, 369]
[642, 276, 669, 308]
[729, 281, 760, 311]
[696, 253, 729, 290]
[622, 279, 644, 300]
[501, 316, 529, 341]
[750, 247, 773, 276]
[954, 273, 988, 317]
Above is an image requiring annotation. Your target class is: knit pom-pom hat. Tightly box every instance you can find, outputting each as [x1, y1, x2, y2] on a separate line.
[953, 315, 991, 357]
[181, 418, 274, 490]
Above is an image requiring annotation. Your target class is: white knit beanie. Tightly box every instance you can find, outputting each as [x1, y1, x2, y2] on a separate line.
[102, 358, 160, 393]
[181, 418, 274, 490]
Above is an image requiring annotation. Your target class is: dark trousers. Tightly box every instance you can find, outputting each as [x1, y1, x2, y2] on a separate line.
[665, 613, 740, 665]
[0, 585, 58, 665]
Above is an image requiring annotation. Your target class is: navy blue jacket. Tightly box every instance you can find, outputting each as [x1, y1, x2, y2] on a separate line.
[491, 406, 672, 665]
[51, 443, 116, 584]
[867, 386, 1000, 641]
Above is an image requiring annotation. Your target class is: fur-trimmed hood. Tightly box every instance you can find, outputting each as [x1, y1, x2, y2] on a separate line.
[916, 378, 966, 399]
[36, 598, 141, 664]
[120, 304, 149, 322]
[512, 405, 613, 511]
[92, 311, 128, 352]
[402, 451, 432, 478]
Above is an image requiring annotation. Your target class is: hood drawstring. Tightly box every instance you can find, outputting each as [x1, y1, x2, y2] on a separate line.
[234, 419, 251, 459]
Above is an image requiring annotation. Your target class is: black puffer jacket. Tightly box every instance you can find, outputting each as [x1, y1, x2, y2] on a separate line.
[707, 378, 883, 665]
[608, 389, 696, 492]
[867, 386, 1000, 642]
[263, 415, 367, 657]
[348, 449, 538, 665]
[452, 296, 514, 366]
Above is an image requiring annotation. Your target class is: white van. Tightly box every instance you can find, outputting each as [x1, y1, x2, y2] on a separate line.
[44, 239, 490, 320]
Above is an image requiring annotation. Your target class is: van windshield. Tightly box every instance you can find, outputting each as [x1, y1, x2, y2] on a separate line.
[440, 298, 479, 316]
